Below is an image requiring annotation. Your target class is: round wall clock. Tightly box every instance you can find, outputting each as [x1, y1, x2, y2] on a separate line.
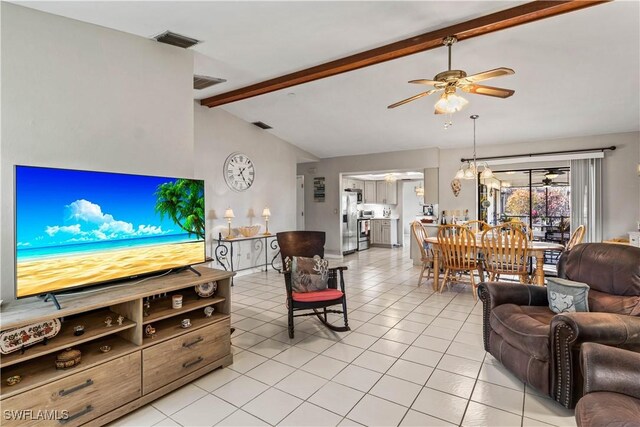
[224, 152, 255, 192]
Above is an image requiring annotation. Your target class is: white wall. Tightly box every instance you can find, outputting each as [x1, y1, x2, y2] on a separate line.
[298, 148, 439, 254]
[438, 132, 640, 240]
[0, 4, 312, 300]
[1, 3, 194, 299]
[194, 105, 315, 269]
[401, 180, 423, 234]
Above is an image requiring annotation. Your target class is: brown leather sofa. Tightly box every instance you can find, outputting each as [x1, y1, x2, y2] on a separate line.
[575, 343, 640, 426]
[478, 243, 640, 408]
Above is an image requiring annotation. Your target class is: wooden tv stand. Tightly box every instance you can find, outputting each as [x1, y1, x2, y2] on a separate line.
[0, 266, 234, 426]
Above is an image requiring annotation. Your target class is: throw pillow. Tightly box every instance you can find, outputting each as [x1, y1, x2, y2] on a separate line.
[289, 255, 329, 293]
[547, 277, 590, 314]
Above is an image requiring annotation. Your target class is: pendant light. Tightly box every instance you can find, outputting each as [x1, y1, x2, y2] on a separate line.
[455, 115, 493, 180]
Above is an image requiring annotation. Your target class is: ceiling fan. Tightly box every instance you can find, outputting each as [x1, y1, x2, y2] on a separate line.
[542, 177, 569, 187]
[544, 169, 566, 179]
[387, 36, 515, 114]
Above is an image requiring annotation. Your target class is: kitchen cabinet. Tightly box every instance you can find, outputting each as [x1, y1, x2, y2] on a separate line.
[343, 178, 364, 192]
[364, 181, 376, 204]
[375, 181, 397, 205]
[370, 218, 398, 247]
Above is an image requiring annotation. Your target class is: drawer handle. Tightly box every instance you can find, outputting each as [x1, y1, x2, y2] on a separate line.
[58, 379, 93, 397]
[59, 405, 93, 424]
[183, 356, 204, 369]
[183, 337, 204, 348]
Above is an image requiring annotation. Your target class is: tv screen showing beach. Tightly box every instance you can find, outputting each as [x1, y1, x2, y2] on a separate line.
[15, 166, 206, 298]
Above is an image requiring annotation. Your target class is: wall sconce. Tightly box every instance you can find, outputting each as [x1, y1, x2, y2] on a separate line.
[223, 208, 235, 239]
[262, 207, 271, 235]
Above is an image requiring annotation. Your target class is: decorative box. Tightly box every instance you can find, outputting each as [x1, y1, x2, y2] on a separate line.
[55, 348, 82, 369]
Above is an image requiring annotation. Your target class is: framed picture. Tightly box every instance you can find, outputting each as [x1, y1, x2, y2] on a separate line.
[313, 177, 325, 202]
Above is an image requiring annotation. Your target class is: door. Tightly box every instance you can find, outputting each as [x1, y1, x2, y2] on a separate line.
[296, 175, 304, 230]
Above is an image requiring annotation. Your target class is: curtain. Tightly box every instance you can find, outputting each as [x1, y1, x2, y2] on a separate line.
[570, 158, 602, 242]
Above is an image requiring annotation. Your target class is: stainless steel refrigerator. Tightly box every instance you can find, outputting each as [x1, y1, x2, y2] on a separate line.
[342, 192, 358, 254]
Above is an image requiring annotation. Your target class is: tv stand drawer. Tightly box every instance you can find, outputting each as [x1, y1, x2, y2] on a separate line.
[142, 319, 230, 394]
[1, 352, 141, 427]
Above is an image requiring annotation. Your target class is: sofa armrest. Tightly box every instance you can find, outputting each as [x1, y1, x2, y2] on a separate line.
[552, 312, 640, 347]
[581, 342, 640, 400]
[478, 282, 549, 310]
[551, 313, 640, 408]
[477, 282, 549, 354]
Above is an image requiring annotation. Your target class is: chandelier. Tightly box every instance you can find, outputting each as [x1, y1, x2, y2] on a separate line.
[454, 115, 493, 180]
[384, 173, 397, 183]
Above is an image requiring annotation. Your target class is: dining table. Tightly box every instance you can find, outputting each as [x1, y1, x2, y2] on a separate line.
[424, 236, 565, 291]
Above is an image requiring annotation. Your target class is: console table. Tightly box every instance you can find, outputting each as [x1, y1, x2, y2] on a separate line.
[214, 233, 281, 280]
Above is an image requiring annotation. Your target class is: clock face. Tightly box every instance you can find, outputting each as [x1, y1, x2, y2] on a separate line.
[224, 152, 255, 192]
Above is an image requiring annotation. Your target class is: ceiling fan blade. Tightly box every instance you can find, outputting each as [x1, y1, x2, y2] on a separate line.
[408, 79, 439, 86]
[458, 67, 514, 85]
[461, 84, 514, 98]
[387, 90, 437, 109]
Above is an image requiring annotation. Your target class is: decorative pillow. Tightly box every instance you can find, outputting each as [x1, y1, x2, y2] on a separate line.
[547, 277, 590, 314]
[288, 255, 329, 293]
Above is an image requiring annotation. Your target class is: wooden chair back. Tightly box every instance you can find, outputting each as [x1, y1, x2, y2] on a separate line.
[504, 221, 534, 240]
[566, 225, 585, 250]
[437, 225, 477, 270]
[411, 221, 431, 260]
[277, 231, 325, 267]
[482, 225, 529, 275]
[463, 220, 489, 233]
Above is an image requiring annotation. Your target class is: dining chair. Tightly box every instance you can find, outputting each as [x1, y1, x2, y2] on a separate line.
[505, 220, 534, 240]
[411, 221, 433, 286]
[535, 224, 586, 280]
[437, 225, 481, 300]
[277, 231, 350, 338]
[463, 220, 489, 233]
[566, 225, 586, 250]
[481, 224, 530, 283]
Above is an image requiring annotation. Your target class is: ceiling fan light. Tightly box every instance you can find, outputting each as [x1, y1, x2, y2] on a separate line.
[434, 92, 468, 114]
[545, 172, 559, 179]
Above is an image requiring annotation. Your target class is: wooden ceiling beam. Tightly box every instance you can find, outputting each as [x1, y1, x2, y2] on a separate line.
[200, 0, 608, 108]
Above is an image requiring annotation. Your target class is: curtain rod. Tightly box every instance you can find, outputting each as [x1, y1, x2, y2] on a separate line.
[460, 146, 616, 163]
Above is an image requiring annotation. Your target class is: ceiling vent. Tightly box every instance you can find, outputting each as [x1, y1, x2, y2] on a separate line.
[154, 31, 200, 49]
[193, 75, 227, 90]
[252, 121, 273, 130]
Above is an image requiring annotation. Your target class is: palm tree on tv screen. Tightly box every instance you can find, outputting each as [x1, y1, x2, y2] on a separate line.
[154, 179, 205, 240]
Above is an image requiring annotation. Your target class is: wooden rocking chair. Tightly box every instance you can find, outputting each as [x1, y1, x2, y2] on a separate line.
[277, 231, 350, 338]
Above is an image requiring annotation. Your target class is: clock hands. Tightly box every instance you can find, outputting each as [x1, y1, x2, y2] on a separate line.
[237, 167, 249, 186]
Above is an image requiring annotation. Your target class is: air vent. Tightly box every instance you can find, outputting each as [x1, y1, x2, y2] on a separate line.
[154, 31, 200, 49]
[252, 121, 273, 130]
[194, 75, 227, 90]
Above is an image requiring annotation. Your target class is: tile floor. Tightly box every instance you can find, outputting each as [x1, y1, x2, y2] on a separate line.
[111, 246, 576, 427]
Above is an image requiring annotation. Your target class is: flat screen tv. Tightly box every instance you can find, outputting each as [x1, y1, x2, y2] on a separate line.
[15, 165, 206, 299]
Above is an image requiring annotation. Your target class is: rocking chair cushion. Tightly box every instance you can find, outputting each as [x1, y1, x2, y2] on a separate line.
[292, 288, 344, 303]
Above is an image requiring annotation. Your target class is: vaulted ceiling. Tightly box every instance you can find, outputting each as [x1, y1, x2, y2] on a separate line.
[17, 1, 640, 158]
